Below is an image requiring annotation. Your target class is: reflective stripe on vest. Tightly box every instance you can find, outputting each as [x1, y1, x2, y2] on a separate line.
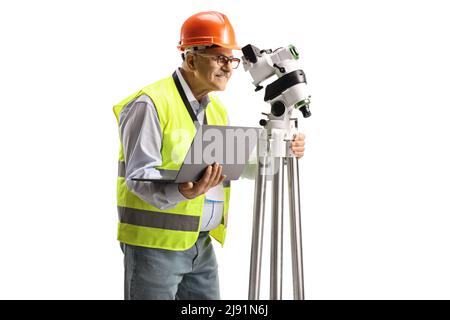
[118, 206, 199, 231]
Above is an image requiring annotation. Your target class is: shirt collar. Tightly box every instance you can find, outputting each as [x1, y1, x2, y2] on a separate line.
[175, 68, 210, 111]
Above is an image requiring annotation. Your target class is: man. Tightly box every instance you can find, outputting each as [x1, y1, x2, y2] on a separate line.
[113, 11, 306, 300]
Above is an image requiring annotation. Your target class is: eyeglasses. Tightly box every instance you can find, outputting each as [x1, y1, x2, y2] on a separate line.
[194, 53, 241, 69]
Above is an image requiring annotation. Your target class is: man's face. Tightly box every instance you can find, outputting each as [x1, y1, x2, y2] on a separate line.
[191, 47, 236, 91]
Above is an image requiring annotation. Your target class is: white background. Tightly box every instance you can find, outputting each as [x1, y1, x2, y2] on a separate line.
[1, 0, 450, 299]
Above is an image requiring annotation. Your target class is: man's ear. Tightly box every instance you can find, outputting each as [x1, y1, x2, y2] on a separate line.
[186, 54, 196, 71]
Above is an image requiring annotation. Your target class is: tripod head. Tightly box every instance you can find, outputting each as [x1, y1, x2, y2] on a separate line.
[241, 44, 311, 131]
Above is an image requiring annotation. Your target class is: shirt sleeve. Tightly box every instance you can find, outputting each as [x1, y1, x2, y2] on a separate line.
[240, 145, 258, 180]
[227, 114, 259, 180]
[119, 94, 187, 210]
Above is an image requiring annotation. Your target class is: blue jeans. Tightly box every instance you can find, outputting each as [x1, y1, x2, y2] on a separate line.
[120, 231, 220, 300]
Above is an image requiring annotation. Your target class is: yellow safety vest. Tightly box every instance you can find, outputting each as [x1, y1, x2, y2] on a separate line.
[113, 72, 230, 251]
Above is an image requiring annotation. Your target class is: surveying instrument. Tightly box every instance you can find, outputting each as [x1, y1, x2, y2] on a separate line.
[241, 44, 311, 300]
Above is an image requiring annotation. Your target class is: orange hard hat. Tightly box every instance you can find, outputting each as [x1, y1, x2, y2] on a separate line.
[178, 11, 240, 51]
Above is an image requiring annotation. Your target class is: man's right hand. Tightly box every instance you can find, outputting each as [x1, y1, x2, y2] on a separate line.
[178, 162, 226, 199]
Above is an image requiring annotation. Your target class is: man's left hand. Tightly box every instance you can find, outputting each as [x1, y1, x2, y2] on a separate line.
[291, 133, 306, 158]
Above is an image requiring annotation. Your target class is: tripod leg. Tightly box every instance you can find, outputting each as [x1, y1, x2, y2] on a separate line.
[270, 157, 284, 300]
[248, 156, 268, 300]
[287, 157, 305, 300]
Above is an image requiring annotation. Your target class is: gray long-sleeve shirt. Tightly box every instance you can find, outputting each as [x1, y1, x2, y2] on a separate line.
[119, 68, 251, 231]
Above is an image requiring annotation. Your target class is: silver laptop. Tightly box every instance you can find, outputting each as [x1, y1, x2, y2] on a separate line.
[132, 125, 260, 183]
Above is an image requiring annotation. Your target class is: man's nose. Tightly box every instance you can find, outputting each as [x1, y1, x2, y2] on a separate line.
[222, 62, 233, 73]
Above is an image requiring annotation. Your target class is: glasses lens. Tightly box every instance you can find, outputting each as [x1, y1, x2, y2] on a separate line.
[217, 56, 228, 67]
[231, 58, 240, 69]
[207, 55, 240, 69]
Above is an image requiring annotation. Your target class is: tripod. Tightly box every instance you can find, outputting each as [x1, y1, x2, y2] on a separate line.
[248, 126, 305, 300]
